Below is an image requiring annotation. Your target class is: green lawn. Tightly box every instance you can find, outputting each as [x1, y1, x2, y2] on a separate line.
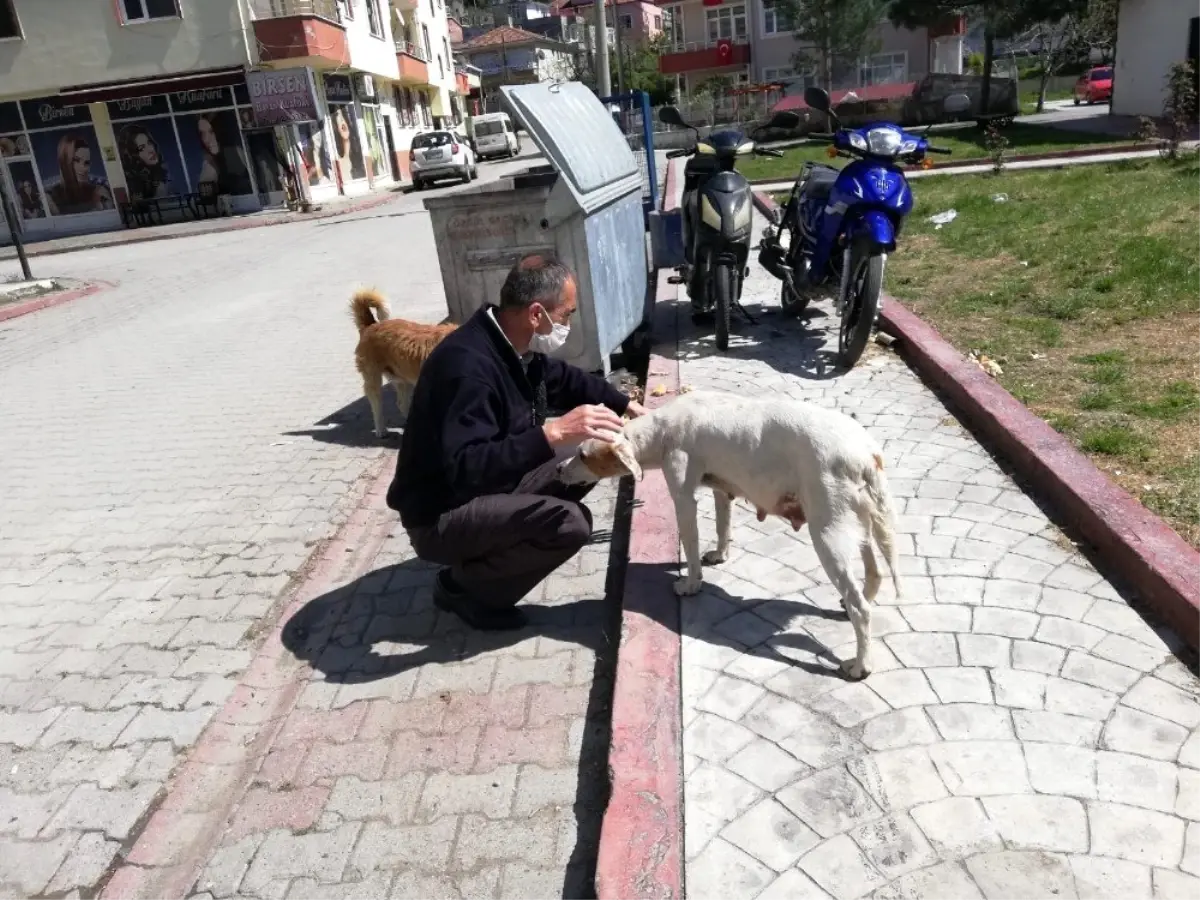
[740, 122, 1131, 183]
[883, 156, 1200, 546]
[1020, 87, 1075, 115]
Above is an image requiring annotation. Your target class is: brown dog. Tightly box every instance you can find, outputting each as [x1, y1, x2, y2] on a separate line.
[351, 288, 457, 437]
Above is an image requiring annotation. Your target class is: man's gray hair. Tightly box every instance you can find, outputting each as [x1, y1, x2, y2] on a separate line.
[498, 254, 575, 310]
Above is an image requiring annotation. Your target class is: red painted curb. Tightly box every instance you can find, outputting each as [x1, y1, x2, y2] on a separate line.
[596, 280, 684, 900]
[746, 141, 1151, 186]
[99, 456, 396, 900]
[753, 187, 1199, 649]
[2, 191, 400, 261]
[0, 280, 114, 324]
[881, 302, 1200, 649]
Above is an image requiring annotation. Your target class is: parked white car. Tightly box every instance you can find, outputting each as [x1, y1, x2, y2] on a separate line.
[470, 113, 522, 160]
[409, 130, 477, 189]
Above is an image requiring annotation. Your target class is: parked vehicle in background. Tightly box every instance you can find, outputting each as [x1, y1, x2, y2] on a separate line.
[1074, 67, 1113, 105]
[410, 130, 477, 189]
[469, 113, 521, 160]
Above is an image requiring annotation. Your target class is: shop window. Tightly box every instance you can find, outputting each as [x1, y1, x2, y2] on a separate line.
[120, 0, 181, 23]
[0, 0, 22, 39]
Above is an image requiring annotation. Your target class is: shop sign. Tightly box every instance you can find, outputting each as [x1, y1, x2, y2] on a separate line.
[324, 74, 353, 105]
[107, 95, 171, 121]
[170, 87, 232, 114]
[246, 67, 320, 127]
[19, 96, 92, 130]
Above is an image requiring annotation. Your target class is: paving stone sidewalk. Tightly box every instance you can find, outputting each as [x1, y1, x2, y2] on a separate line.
[675, 216, 1200, 899]
[167, 478, 622, 900]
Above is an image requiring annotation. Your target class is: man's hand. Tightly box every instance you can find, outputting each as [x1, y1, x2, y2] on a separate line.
[544, 404, 625, 446]
[625, 400, 649, 419]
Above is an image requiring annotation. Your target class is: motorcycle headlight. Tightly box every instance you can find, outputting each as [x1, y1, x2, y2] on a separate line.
[866, 127, 903, 156]
[736, 140, 756, 155]
[696, 143, 715, 155]
[848, 132, 868, 152]
[730, 194, 752, 232]
[700, 195, 722, 230]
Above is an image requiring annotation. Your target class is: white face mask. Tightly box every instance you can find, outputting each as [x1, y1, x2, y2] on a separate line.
[528, 306, 570, 355]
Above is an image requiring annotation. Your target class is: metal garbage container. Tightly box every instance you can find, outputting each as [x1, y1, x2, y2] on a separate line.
[424, 81, 648, 374]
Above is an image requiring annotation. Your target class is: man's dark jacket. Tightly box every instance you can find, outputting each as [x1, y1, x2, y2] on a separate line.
[388, 306, 630, 528]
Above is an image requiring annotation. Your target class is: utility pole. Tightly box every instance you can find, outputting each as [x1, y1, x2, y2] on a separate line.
[0, 180, 32, 282]
[593, 0, 611, 96]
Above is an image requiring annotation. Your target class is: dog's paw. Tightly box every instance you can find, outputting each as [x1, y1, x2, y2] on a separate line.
[673, 576, 703, 597]
[840, 657, 872, 681]
[701, 549, 728, 566]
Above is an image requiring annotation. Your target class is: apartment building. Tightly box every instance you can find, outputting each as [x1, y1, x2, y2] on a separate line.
[0, 0, 463, 244]
[657, 0, 963, 101]
[454, 24, 578, 110]
[559, 0, 664, 46]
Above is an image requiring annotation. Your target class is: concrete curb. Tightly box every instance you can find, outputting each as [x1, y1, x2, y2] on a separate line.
[745, 140, 1151, 186]
[98, 455, 394, 900]
[750, 188, 1200, 650]
[595, 286, 684, 900]
[0, 279, 115, 324]
[1, 191, 401, 262]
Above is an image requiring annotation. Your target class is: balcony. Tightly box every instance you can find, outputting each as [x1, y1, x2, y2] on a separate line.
[249, 1, 349, 67]
[396, 40, 431, 84]
[659, 37, 751, 75]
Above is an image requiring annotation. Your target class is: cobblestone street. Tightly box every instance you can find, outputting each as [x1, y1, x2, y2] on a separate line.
[0, 151, 624, 898]
[673, 217, 1200, 900]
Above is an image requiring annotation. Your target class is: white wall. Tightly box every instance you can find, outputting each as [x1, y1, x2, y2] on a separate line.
[0, 0, 252, 99]
[1113, 0, 1196, 117]
[344, 0, 401, 79]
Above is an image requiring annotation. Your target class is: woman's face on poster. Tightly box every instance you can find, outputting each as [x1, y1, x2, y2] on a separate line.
[71, 145, 92, 181]
[199, 118, 219, 155]
[134, 131, 159, 166]
[336, 109, 350, 140]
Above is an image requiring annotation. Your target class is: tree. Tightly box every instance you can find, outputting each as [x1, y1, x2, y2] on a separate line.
[775, 0, 888, 91]
[1015, 1, 1114, 112]
[620, 34, 677, 106]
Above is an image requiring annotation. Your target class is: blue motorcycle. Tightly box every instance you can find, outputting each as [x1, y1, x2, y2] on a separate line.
[758, 86, 970, 368]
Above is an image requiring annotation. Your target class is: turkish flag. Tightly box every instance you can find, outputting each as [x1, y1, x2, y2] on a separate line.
[716, 39, 732, 63]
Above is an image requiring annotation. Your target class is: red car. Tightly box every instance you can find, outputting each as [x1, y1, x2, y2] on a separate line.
[1074, 66, 1113, 105]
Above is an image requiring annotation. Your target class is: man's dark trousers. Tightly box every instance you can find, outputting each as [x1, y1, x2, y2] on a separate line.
[406, 455, 595, 609]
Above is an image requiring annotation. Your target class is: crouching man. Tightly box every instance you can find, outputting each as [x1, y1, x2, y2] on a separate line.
[386, 254, 647, 630]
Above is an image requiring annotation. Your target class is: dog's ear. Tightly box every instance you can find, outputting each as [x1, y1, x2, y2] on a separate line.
[612, 436, 643, 481]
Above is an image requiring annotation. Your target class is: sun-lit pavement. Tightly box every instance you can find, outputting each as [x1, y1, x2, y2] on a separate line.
[669, 214, 1200, 900]
[0, 145, 629, 897]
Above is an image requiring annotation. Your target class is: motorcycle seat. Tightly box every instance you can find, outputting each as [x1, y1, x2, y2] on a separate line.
[800, 164, 840, 201]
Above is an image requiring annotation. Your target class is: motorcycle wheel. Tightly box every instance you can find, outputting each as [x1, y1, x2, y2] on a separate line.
[713, 262, 734, 352]
[780, 274, 811, 319]
[838, 248, 884, 369]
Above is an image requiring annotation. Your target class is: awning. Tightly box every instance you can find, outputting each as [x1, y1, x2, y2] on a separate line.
[55, 67, 248, 104]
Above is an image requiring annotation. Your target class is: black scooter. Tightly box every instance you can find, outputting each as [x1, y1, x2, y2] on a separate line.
[659, 106, 800, 351]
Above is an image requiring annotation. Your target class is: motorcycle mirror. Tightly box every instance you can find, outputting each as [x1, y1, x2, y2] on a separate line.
[658, 106, 687, 128]
[943, 93, 971, 115]
[803, 86, 831, 113]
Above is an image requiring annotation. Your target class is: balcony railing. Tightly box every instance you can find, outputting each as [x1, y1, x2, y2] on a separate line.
[397, 40, 429, 62]
[249, 0, 343, 23]
[664, 36, 751, 54]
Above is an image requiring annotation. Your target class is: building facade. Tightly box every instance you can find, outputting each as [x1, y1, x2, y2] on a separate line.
[655, 0, 962, 103]
[1111, 0, 1200, 118]
[454, 24, 578, 110]
[0, 0, 462, 245]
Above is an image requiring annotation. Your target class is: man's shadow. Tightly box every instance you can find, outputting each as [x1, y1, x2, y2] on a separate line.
[280, 552, 847, 898]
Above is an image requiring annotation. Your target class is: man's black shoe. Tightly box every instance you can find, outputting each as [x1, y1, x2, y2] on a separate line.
[433, 569, 528, 631]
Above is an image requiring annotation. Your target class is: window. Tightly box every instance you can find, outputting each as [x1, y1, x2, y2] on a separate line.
[662, 6, 683, 46]
[422, 24, 432, 61]
[761, 67, 793, 83]
[340, 0, 353, 20]
[120, 0, 180, 22]
[619, 15, 633, 31]
[438, 54, 444, 78]
[366, 0, 383, 37]
[706, 5, 746, 44]
[762, 2, 792, 36]
[859, 51, 907, 86]
[444, 37, 451, 66]
[654, 15, 661, 31]
[429, 0, 435, 15]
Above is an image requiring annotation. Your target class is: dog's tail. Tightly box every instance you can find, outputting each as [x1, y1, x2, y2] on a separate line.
[864, 452, 903, 600]
[350, 288, 390, 333]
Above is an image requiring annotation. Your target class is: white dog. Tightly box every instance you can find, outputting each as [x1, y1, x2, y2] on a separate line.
[558, 391, 901, 679]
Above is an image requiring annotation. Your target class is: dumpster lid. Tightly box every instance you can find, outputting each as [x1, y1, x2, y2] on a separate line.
[501, 81, 642, 226]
